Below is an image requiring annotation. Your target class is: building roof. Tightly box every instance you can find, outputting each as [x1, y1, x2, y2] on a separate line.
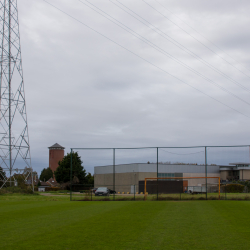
[95, 163, 220, 175]
[40, 181, 50, 187]
[47, 178, 59, 187]
[229, 162, 250, 166]
[48, 143, 65, 149]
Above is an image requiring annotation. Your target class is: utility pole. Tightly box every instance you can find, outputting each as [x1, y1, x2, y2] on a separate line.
[0, 0, 33, 189]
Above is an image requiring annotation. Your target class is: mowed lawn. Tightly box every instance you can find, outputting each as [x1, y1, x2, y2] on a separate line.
[1, 198, 250, 250]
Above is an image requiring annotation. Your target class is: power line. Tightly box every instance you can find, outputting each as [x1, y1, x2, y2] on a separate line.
[142, 0, 250, 80]
[42, 0, 250, 119]
[77, 0, 250, 107]
[153, 0, 250, 75]
[112, 0, 250, 93]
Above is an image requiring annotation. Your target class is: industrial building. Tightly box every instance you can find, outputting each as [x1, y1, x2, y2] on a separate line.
[94, 162, 250, 193]
[94, 163, 220, 193]
[219, 163, 250, 181]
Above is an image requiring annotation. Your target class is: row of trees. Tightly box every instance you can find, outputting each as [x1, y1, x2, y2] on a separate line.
[0, 152, 93, 188]
[40, 152, 94, 185]
[0, 166, 35, 189]
[40, 167, 53, 182]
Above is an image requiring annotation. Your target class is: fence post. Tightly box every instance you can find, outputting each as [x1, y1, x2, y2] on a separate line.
[225, 184, 227, 200]
[205, 146, 207, 200]
[157, 147, 158, 201]
[70, 148, 73, 201]
[134, 185, 135, 201]
[113, 148, 115, 201]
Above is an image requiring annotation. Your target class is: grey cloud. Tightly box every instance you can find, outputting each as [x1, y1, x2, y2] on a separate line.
[13, 0, 250, 175]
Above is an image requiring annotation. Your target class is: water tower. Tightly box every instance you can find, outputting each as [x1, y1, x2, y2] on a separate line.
[48, 143, 65, 173]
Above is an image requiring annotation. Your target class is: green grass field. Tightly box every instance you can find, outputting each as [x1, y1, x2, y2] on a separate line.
[1, 195, 250, 250]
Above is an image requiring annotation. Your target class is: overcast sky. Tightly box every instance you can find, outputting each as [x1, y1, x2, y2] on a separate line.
[15, 0, 250, 174]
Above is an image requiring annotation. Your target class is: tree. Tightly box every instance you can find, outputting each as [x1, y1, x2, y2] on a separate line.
[54, 152, 86, 184]
[86, 173, 94, 185]
[0, 166, 6, 187]
[14, 174, 27, 189]
[22, 167, 32, 178]
[23, 167, 38, 179]
[40, 167, 53, 182]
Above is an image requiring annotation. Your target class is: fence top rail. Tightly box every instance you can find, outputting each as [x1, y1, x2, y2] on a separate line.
[145, 177, 220, 180]
[70, 145, 250, 150]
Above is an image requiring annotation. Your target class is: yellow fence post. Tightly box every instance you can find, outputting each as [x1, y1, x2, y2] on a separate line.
[219, 177, 220, 200]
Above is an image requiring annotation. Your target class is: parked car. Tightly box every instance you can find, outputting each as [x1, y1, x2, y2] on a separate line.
[95, 187, 110, 196]
[108, 189, 116, 194]
[92, 188, 98, 193]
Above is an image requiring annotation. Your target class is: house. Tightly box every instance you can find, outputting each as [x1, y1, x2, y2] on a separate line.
[46, 178, 59, 187]
[38, 181, 50, 192]
[219, 163, 250, 181]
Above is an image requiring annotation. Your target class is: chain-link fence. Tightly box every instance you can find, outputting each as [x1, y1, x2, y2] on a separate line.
[70, 146, 250, 201]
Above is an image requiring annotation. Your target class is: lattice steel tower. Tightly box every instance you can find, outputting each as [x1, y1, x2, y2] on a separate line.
[0, 0, 32, 188]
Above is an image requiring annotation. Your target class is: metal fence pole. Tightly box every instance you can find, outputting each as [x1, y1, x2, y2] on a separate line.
[70, 148, 73, 201]
[31, 168, 34, 193]
[225, 184, 227, 200]
[157, 147, 158, 201]
[113, 148, 115, 201]
[205, 146, 207, 200]
[134, 185, 135, 201]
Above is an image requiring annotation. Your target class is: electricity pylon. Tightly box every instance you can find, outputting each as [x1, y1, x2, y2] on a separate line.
[0, 0, 33, 188]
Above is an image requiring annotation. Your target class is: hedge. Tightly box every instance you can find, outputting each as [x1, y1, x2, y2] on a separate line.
[221, 184, 245, 193]
[0, 186, 35, 195]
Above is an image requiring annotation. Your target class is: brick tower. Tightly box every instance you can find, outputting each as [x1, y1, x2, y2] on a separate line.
[48, 143, 65, 173]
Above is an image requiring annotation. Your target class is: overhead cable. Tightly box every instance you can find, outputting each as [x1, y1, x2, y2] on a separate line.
[78, 0, 250, 107]
[153, 0, 250, 75]
[112, 0, 250, 93]
[42, 0, 250, 119]
[142, 0, 250, 79]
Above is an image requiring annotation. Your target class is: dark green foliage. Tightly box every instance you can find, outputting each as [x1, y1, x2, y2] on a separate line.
[0, 186, 35, 195]
[22, 167, 33, 179]
[86, 172, 94, 185]
[221, 184, 245, 193]
[0, 167, 6, 187]
[4, 175, 26, 188]
[232, 180, 250, 192]
[54, 152, 86, 184]
[15, 175, 27, 189]
[40, 167, 53, 182]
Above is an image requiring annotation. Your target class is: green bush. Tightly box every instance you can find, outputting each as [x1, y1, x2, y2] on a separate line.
[0, 186, 37, 195]
[232, 180, 250, 193]
[221, 184, 245, 193]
